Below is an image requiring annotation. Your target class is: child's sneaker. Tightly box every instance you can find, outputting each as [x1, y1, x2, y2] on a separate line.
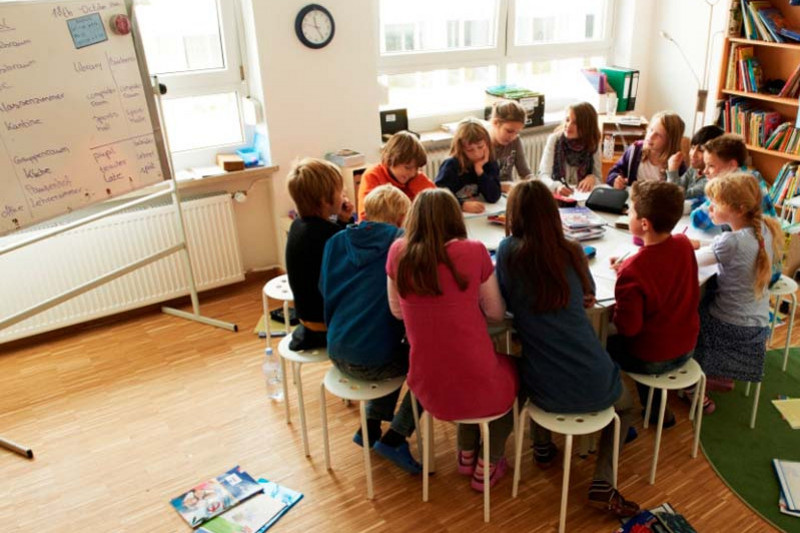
[457, 450, 477, 475]
[470, 457, 508, 492]
[587, 483, 640, 518]
[373, 441, 422, 474]
[533, 442, 558, 469]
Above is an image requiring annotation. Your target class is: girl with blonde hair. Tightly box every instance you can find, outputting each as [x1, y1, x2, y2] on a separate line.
[607, 110, 687, 189]
[692, 172, 783, 411]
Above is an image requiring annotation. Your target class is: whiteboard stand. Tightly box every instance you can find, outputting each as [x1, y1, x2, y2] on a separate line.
[149, 75, 237, 333]
[0, 436, 33, 459]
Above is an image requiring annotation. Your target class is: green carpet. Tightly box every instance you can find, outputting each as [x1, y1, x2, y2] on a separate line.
[700, 349, 800, 532]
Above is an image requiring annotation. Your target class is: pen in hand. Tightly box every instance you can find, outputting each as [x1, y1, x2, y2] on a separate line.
[612, 251, 631, 267]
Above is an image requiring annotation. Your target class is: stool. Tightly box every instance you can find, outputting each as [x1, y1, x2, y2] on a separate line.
[319, 366, 407, 499]
[512, 403, 619, 533]
[768, 274, 798, 372]
[416, 392, 518, 523]
[262, 274, 294, 419]
[627, 358, 706, 484]
[278, 334, 329, 457]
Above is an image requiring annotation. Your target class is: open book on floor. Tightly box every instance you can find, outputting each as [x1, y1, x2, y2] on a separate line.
[197, 479, 302, 533]
[773, 459, 800, 513]
[170, 466, 263, 528]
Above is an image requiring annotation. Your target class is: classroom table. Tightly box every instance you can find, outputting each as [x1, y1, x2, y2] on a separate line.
[465, 195, 718, 343]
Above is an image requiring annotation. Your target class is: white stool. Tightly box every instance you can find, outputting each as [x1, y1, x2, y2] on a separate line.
[319, 366, 406, 499]
[416, 393, 518, 523]
[768, 274, 798, 372]
[278, 334, 329, 457]
[626, 358, 706, 484]
[513, 403, 619, 533]
[262, 274, 294, 419]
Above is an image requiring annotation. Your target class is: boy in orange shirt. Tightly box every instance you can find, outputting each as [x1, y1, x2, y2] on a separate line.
[357, 131, 434, 221]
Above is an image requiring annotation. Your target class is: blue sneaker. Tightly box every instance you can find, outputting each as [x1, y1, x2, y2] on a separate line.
[373, 441, 422, 474]
[352, 429, 380, 448]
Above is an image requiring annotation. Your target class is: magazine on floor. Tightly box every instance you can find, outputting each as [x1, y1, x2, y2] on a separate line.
[170, 466, 263, 527]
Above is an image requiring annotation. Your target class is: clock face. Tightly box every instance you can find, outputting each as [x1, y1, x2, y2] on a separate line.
[295, 4, 335, 49]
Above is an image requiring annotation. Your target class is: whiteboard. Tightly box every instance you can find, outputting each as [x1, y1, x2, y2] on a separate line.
[0, 0, 168, 236]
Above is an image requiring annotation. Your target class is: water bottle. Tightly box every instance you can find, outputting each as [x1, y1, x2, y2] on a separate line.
[603, 135, 614, 160]
[262, 347, 284, 401]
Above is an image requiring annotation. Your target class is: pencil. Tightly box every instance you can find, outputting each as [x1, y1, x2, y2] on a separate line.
[613, 251, 631, 266]
[682, 226, 688, 234]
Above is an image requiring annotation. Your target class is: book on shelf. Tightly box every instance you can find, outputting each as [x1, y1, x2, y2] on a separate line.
[748, 1, 776, 41]
[170, 466, 263, 528]
[778, 62, 800, 98]
[773, 459, 800, 512]
[757, 6, 788, 42]
[768, 162, 800, 206]
[771, 397, 800, 429]
[197, 478, 303, 533]
[741, 0, 756, 39]
[781, 27, 800, 42]
[729, 0, 744, 36]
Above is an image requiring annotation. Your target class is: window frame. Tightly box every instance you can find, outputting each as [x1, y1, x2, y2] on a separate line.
[134, 0, 250, 161]
[377, 0, 617, 129]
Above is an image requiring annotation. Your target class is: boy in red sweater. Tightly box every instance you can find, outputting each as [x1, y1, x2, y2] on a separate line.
[609, 181, 700, 426]
[356, 131, 434, 221]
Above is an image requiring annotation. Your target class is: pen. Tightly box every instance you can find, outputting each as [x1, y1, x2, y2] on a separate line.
[682, 226, 688, 234]
[613, 251, 631, 267]
[558, 177, 573, 193]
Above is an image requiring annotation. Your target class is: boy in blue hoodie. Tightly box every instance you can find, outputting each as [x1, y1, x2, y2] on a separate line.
[319, 184, 421, 473]
[690, 134, 776, 232]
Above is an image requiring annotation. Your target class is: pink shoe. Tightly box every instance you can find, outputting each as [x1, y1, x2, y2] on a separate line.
[470, 457, 508, 492]
[457, 450, 476, 475]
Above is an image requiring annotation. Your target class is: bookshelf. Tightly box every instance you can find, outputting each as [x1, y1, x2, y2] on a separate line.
[599, 115, 648, 178]
[715, 0, 800, 184]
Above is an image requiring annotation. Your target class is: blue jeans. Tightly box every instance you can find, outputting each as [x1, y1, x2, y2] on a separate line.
[607, 335, 693, 416]
[331, 350, 420, 437]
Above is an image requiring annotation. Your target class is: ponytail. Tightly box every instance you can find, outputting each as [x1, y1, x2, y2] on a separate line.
[752, 212, 783, 295]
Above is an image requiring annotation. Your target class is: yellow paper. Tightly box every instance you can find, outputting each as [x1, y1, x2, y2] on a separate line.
[772, 399, 800, 429]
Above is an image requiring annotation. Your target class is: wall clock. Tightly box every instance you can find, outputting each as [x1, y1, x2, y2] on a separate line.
[295, 4, 335, 49]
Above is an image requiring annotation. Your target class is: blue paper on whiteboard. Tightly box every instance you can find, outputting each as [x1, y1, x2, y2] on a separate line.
[67, 13, 107, 49]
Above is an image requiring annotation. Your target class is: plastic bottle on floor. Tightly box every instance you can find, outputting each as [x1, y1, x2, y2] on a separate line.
[262, 347, 284, 401]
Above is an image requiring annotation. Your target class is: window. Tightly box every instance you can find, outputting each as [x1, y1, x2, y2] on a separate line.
[378, 0, 614, 130]
[135, 0, 246, 153]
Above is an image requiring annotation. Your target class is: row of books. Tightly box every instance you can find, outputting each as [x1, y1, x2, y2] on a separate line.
[767, 162, 800, 206]
[779, 62, 800, 99]
[170, 466, 302, 531]
[773, 459, 800, 518]
[724, 44, 763, 93]
[719, 97, 783, 146]
[734, 0, 800, 43]
[764, 122, 800, 155]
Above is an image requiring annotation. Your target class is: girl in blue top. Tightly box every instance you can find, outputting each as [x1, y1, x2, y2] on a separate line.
[495, 180, 639, 518]
[435, 118, 501, 214]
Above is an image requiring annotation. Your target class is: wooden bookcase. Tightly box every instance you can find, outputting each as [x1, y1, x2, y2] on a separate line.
[599, 115, 648, 178]
[715, 0, 800, 184]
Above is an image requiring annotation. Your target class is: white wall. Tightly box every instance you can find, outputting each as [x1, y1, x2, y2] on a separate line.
[641, 0, 729, 134]
[244, 0, 382, 268]
[230, 0, 720, 271]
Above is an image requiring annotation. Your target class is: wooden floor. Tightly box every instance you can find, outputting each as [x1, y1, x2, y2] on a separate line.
[0, 273, 791, 532]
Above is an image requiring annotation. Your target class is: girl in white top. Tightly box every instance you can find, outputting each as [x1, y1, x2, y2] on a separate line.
[538, 102, 602, 194]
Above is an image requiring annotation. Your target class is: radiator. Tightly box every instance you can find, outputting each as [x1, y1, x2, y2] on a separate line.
[0, 193, 244, 343]
[425, 129, 553, 179]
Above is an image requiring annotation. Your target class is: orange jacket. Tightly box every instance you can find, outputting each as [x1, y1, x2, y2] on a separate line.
[357, 164, 434, 221]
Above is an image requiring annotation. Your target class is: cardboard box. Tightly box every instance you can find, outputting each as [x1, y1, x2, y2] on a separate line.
[216, 154, 245, 171]
[484, 90, 545, 128]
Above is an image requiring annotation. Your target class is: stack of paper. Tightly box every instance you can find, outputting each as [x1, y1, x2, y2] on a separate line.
[559, 206, 607, 242]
